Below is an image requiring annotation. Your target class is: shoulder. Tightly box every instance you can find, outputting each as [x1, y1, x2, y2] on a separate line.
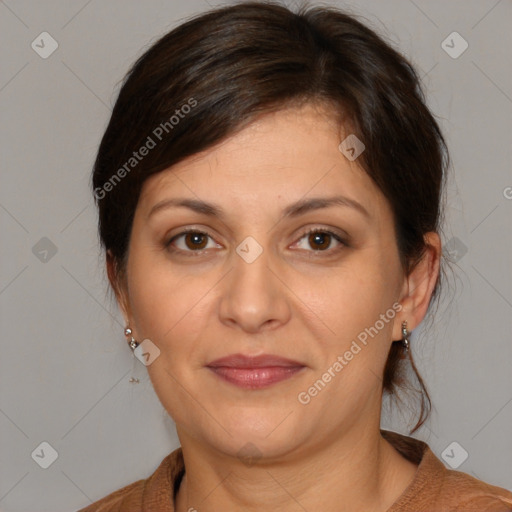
[75, 448, 184, 512]
[381, 430, 512, 511]
[75, 479, 145, 512]
[440, 468, 512, 511]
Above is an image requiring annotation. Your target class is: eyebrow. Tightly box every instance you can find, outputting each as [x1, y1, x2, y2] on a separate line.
[148, 195, 370, 221]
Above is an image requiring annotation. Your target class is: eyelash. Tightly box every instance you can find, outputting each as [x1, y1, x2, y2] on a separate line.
[164, 227, 348, 257]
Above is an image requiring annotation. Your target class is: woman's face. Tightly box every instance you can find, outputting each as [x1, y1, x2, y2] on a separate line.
[118, 103, 412, 460]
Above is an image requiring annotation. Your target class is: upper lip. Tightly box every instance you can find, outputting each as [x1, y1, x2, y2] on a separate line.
[206, 353, 304, 368]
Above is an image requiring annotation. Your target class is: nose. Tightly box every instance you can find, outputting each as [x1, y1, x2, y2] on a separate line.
[218, 240, 292, 334]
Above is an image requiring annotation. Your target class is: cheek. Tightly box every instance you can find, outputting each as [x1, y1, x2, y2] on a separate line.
[297, 263, 399, 409]
[299, 256, 396, 342]
[127, 255, 208, 340]
[129, 271, 213, 422]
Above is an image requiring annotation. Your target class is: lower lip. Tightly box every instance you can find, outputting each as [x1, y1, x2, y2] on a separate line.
[208, 366, 304, 389]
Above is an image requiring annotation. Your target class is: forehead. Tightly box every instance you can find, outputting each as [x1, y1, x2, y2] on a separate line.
[138, 104, 386, 221]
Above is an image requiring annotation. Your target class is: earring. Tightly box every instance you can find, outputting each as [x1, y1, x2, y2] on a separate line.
[124, 326, 139, 350]
[401, 321, 410, 353]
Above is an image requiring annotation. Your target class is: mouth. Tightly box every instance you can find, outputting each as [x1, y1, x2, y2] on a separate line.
[206, 354, 306, 389]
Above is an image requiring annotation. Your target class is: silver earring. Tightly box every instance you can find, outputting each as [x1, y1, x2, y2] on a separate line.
[124, 327, 139, 350]
[401, 321, 410, 352]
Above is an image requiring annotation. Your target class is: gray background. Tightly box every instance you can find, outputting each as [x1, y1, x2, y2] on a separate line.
[0, 0, 511, 510]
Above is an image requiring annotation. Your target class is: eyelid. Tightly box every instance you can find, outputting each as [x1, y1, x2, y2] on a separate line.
[165, 225, 350, 256]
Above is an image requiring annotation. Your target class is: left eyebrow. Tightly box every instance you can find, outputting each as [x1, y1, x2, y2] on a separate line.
[147, 195, 371, 221]
[282, 195, 370, 220]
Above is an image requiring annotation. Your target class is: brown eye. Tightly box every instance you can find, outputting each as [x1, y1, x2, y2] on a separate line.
[308, 231, 332, 250]
[294, 228, 347, 253]
[166, 229, 217, 254]
[183, 232, 208, 250]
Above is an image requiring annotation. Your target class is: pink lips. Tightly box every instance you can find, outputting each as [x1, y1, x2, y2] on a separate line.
[206, 354, 305, 389]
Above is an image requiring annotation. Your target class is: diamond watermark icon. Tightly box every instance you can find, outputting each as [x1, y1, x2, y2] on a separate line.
[134, 339, 161, 366]
[31, 441, 59, 469]
[236, 236, 263, 264]
[32, 237, 58, 263]
[31, 32, 59, 59]
[338, 134, 365, 161]
[441, 31, 468, 59]
[441, 441, 468, 469]
[443, 236, 468, 263]
[237, 442, 263, 466]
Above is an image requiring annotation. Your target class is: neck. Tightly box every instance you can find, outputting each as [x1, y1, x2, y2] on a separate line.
[174, 422, 417, 512]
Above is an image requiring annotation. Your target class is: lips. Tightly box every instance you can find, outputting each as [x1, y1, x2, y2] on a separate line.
[207, 354, 303, 368]
[206, 354, 305, 389]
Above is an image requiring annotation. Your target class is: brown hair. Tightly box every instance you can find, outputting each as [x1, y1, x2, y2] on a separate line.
[91, 1, 450, 434]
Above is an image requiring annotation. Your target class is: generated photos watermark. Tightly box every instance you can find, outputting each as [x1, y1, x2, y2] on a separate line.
[94, 97, 198, 200]
[297, 302, 403, 405]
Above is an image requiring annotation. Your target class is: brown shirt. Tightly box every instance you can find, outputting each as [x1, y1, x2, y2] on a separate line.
[77, 430, 512, 511]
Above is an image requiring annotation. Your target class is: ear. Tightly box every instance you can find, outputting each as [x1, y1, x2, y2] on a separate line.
[106, 249, 133, 327]
[393, 232, 441, 339]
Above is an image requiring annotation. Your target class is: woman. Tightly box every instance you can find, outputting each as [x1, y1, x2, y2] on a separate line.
[79, 2, 512, 511]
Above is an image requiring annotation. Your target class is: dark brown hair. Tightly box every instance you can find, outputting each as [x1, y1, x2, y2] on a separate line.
[91, 1, 450, 434]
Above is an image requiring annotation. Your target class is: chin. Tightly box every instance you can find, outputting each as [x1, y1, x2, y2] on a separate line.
[213, 412, 309, 461]
[174, 407, 294, 456]
[215, 431, 300, 465]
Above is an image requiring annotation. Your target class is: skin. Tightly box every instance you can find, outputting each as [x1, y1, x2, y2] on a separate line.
[108, 102, 441, 512]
